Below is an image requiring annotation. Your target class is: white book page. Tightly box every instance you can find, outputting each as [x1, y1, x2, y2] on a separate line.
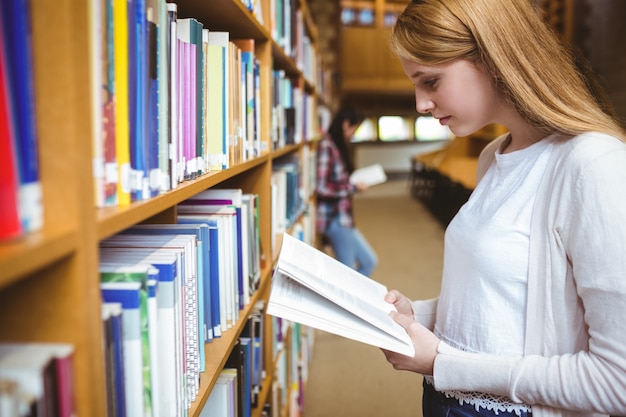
[274, 234, 413, 350]
[267, 272, 415, 356]
[349, 163, 387, 186]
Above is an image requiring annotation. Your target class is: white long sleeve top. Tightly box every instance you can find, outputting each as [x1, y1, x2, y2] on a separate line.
[412, 132, 626, 417]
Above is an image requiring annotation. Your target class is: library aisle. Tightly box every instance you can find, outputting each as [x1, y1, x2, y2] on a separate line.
[303, 179, 446, 417]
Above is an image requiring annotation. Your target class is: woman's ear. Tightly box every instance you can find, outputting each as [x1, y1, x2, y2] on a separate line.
[342, 119, 360, 142]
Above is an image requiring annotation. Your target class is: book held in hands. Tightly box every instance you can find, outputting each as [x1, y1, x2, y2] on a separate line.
[267, 233, 415, 357]
[349, 163, 387, 187]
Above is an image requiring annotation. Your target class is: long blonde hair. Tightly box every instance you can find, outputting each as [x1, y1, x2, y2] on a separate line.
[390, 0, 625, 141]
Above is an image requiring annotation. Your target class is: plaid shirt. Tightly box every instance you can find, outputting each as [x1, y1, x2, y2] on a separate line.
[315, 135, 356, 233]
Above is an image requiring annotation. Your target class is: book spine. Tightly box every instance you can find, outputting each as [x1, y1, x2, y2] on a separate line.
[156, 0, 170, 194]
[166, 4, 178, 190]
[194, 20, 204, 177]
[0, 0, 43, 232]
[146, 6, 160, 199]
[91, 0, 105, 208]
[0, 18, 22, 239]
[102, 0, 119, 206]
[113, 0, 131, 205]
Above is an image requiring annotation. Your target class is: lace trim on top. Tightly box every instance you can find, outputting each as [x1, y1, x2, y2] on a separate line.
[424, 376, 532, 416]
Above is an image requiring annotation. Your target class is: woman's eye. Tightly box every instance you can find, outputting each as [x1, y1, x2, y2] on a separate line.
[423, 78, 438, 87]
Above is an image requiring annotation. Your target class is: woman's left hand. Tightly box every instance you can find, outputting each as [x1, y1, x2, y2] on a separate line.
[382, 311, 440, 376]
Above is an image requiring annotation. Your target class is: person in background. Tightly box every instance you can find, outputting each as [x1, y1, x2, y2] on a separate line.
[315, 106, 378, 277]
[381, 0, 626, 416]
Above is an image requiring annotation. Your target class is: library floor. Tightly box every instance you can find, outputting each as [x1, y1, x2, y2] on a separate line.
[303, 179, 446, 417]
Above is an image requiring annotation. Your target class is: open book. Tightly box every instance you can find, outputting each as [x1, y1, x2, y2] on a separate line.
[349, 163, 387, 187]
[267, 233, 415, 356]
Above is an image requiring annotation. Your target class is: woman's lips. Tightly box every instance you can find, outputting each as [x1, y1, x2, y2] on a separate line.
[438, 116, 451, 126]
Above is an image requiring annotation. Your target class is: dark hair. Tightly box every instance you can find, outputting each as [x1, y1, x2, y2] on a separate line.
[326, 107, 364, 173]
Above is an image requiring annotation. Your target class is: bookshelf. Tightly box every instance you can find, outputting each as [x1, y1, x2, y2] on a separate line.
[0, 0, 324, 416]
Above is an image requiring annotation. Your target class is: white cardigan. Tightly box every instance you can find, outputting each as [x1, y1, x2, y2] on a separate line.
[412, 132, 626, 417]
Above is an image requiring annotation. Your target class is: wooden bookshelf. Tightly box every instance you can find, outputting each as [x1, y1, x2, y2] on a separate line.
[0, 0, 324, 416]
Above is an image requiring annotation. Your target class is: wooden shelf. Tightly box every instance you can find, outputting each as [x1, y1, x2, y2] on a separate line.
[0, 227, 77, 289]
[97, 156, 270, 240]
[0, 0, 324, 415]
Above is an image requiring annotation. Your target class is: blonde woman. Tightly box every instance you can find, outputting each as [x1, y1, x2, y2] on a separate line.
[381, 0, 626, 416]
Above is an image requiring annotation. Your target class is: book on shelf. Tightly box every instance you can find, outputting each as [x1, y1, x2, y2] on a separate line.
[144, 0, 171, 194]
[0, 28, 21, 240]
[113, 0, 131, 205]
[199, 370, 237, 417]
[166, 3, 179, 190]
[176, 216, 223, 338]
[128, 0, 150, 202]
[180, 188, 248, 308]
[91, 0, 105, 208]
[0, 0, 43, 233]
[232, 38, 258, 161]
[241, 301, 265, 409]
[99, 247, 183, 417]
[99, 0, 119, 207]
[206, 31, 230, 171]
[100, 233, 201, 409]
[229, 41, 243, 166]
[349, 163, 387, 187]
[102, 302, 127, 417]
[177, 207, 239, 332]
[0, 342, 76, 417]
[123, 223, 213, 344]
[145, 5, 161, 199]
[100, 267, 152, 417]
[224, 342, 245, 417]
[177, 17, 202, 180]
[267, 233, 415, 357]
[242, 193, 262, 295]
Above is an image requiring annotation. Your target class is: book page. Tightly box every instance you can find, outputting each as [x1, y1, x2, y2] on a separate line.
[272, 234, 414, 355]
[267, 272, 415, 356]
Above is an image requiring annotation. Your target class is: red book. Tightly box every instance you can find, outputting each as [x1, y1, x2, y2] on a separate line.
[0, 21, 22, 240]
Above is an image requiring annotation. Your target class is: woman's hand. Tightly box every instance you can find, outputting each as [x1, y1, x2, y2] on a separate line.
[382, 290, 440, 376]
[355, 182, 369, 192]
[385, 289, 414, 317]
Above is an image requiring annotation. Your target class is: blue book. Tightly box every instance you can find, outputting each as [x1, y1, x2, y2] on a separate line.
[100, 279, 144, 417]
[178, 211, 236, 333]
[126, 0, 138, 200]
[102, 302, 127, 417]
[0, 0, 42, 232]
[146, 5, 160, 198]
[127, 0, 151, 201]
[177, 215, 227, 335]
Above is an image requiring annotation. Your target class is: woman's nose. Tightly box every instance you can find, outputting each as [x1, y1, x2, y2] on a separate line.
[415, 95, 433, 115]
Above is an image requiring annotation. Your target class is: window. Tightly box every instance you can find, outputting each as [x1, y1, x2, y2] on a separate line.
[378, 116, 413, 141]
[415, 116, 454, 141]
[340, 0, 375, 27]
[357, 7, 375, 25]
[341, 8, 356, 25]
[383, 2, 408, 27]
[352, 117, 376, 142]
